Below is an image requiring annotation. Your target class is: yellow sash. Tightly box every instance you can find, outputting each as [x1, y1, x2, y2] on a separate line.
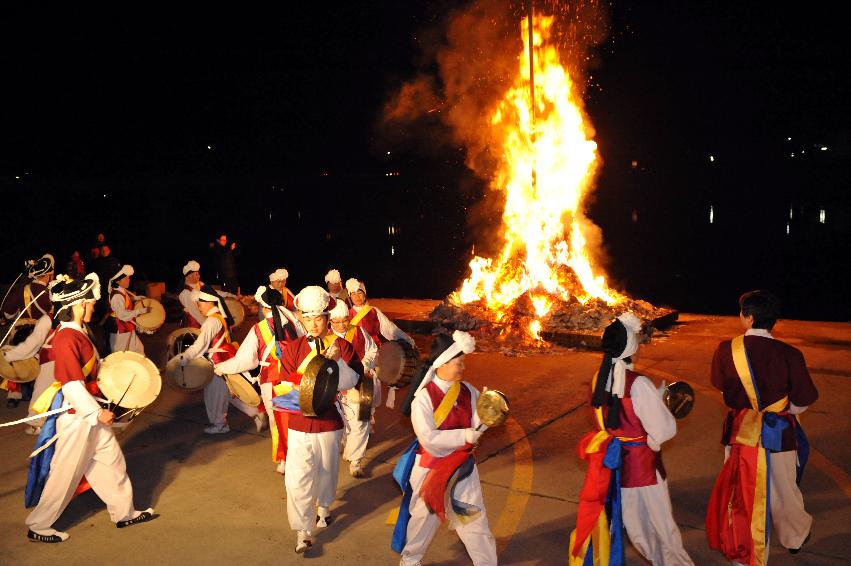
[24, 285, 34, 317]
[209, 313, 233, 343]
[350, 305, 373, 327]
[344, 325, 358, 343]
[731, 335, 789, 447]
[31, 382, 63, 414]
[433, 381, 461, 428]
[295, 334, 339, 375]
[257, 319, 281, 360]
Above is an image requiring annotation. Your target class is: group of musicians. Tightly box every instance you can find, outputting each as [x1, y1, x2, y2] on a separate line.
[0, 252, 819, 565]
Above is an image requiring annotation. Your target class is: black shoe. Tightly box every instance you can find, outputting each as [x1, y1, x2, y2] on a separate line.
[27, 530, 65, 543]
[117, 509, 157, 529]
[7, 398, 20, 409]
[788, 532, 812, 554]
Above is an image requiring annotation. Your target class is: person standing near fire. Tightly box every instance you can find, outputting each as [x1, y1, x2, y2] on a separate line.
[568, 312, 694, 566]
[705, 291, 817, 564]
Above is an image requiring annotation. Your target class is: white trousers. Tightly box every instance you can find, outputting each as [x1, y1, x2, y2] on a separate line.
[341, 391, 370, 464]
[285, 429, 343, 532]
[400, 455, 497, 566]
[26, 412, 136, 531]
[204, 376, 259, 425]
[26, 361, 56, 427]
[769, 450, 812, 549]
[109, 331, 144, 355]
[621, 471, 694, 566]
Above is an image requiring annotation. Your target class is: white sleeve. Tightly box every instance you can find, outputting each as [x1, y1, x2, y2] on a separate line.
[789, 403, 808, 415]
[110, 293, 140, 322]
[179, 289, 206, 326]
[411, 387, 468, 457]
[215, 330, 260, 374]
[376, 308, 415, 346]
[335, 358, 359, 391]
[3, 316, 51, 362]
[61, 380, 102, 426]
[277, 306, 306, 337]
[180, 317, 221, 361]
[631, 375, 677, 451]
[359, 328, 378, 370]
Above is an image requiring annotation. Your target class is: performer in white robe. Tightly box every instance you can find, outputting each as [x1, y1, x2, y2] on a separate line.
[25, 273, 155, 543]
[329, 299, 378, 477]
[2, 312, 55, 434]
[169, 285, 262, 434]
[325, 269, 351, 306]
[396, 331, 497, 566]
[107, 265, 147, 354]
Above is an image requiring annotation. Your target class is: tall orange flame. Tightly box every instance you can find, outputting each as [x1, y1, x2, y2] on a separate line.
[454, 14, 624, 333]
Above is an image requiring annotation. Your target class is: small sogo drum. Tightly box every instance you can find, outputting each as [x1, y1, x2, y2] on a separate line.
[225, 297, 245, 328]
[376, 340, 419, 388]
[0, 318, 40, 383]
[163, 328, 213, 391]
[135, 298, 166, 334]
[97, 351, 162, 410]
[224, 372, 262, 407]
[299, 355, 339, 417]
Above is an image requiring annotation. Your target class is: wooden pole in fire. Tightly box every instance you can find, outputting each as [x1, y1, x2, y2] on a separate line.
[527, 0, 538, 194]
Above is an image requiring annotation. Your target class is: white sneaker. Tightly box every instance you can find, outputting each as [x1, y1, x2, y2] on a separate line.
[315, 506, 331, 528]
[295, 530, 313, 554]
[25, 425, 42, 436]
[276, 460, 286, 474]
[204, 423, 230, 435]
[254, 412, 267, 432]
[349, 461, 364, 478]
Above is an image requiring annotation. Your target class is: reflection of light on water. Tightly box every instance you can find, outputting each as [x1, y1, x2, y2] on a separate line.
[709, 205, 714, 224]
[786, 222, 791, 236]
[391, 246, 395, 256]
[789, 206, 793, 220]
[819, 209, 826, 224]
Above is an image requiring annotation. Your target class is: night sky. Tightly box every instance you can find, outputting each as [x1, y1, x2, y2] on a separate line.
[2, 2, 849, 320]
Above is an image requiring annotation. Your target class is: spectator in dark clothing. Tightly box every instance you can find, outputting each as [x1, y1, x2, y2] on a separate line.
[209, 233, 239, 293]
[65, 251, 86, 278]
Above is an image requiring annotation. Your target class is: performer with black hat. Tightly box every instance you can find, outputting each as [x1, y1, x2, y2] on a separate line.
[168, 285, 263, 434]
[705, 291, 818, 564]
[107, 265, 148, 354]
[24, 273, 155, 543]
[568, 312, 693, 566]
[391, 330, 497, 566]
[214, 285, 304, 471]
[277, 285, 361, 554]
[1, 254, 54, 407]
[329, 299, 378, 478]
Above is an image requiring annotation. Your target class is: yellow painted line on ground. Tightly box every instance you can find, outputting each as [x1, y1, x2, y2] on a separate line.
[492, 414, 534, 556]
[639, 364, 851, 500]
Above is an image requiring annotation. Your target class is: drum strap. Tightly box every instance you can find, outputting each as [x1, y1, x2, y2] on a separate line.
[296, 334, 338, 375]
[350, 306, 373, 327]
[207, 313, 233, 355]
[433, 382, 461, 428]
[24, 285, 34, 318]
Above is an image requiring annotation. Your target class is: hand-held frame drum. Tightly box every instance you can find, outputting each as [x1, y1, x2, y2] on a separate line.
[376, 340, 419, 388]
[163, 328, 213, 391]
[135, 298, 166, 334]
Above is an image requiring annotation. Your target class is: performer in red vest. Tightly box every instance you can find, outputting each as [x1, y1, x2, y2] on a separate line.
[279, 285, 360, 554]
[170, 285, 263, 434]
[706, 291, 817, 565]
[106, 265, 148, 354]
[569, 313, 693, 566]
[269, 268, 296, 311]
[329, 299, 378, 478]
[2, 253, 54, 408]
[25, 273, 155, 542]
[214, 285, 304, 472]
[325, 269, 351, 307]
[391, 330, 496, 566]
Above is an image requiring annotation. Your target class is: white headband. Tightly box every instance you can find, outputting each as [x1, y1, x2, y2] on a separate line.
[345, 278, 365, 294]
[294, 285, 332, 317]
[606, 312, 643, 398]
[269, 268, 288, 282]
[325, 269, 342, 284]
[413, 330, 476, 397]
[182, 260, 200, 275]
[328, 300, 349, 320]
[109, 264, 134, 285]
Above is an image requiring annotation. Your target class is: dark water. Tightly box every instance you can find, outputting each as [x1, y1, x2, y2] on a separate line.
[2, 145, 849, 323]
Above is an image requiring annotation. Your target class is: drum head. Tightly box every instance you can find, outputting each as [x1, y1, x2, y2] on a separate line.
[376, 340, 418, 387]
[357, 377, 374, 421]
[0, 355, 39, 383]
[476, 389, 510, 427]
[224, 373, 261, 407]
[225, 298, 245, 328]
[166, 327, 200, 358]
[299, 355, 339, 416]
[135, 299, 166, 334]
[98, 351, 162, 409]
[664, 381, 695, 419]
[165, 357, 213, 392]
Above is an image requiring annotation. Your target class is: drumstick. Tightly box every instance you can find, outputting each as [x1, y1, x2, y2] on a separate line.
[110, 373, 137, 412]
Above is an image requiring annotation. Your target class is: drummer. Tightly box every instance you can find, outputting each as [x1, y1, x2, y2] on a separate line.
[169, 285, 264, 434]
[328, 299, 378, 478]
[1, 254, 55, 408]
[25, 272, 156, 543]
[107, 265, 148, 354]
[325, 269, 351, 307]
[214, 285, 304, 472]
[278, 286, 361, 554]
[346, 277, 415, 407]
[269, 268, 296, 311]
[178, 259, 238, 329]
[392, 330, 496, 566]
